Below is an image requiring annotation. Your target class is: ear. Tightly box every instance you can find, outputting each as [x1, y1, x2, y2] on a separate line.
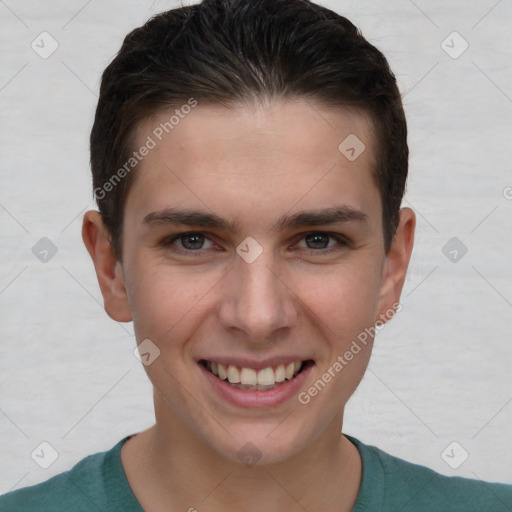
[81, 210, 132, 322]
[377, 207, 415, 323]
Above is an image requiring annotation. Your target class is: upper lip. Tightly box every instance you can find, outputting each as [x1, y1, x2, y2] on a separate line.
[198, 357, 313, 371]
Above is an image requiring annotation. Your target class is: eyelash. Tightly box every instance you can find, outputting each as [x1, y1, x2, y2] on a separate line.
[161, 231, 351, 257]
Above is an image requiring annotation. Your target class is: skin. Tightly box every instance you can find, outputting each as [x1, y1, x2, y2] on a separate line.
[82, 98, 415, 511]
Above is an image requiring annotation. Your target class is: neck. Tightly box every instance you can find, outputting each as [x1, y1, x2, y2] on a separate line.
[121, 400, 362, 512]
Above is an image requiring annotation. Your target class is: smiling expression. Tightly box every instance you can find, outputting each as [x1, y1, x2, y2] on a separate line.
[103, 98, 408, 464]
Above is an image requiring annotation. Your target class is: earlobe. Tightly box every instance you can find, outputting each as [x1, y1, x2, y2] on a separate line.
[377, 207, 416, 323]
[81, 211, 132, 322]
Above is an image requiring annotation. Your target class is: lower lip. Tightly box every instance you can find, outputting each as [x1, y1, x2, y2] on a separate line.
[199, 362, 314, 408]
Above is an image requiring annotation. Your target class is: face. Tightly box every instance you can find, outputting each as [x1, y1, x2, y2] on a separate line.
[84, 98, 414, 465]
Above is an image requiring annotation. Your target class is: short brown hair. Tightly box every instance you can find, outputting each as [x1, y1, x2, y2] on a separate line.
[90, 0, 408, 261]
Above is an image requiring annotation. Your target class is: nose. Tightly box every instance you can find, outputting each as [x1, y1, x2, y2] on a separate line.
[217, 250, 298, 344]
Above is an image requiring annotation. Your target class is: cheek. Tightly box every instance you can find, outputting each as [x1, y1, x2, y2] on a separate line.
[296, 267, 380, 412]
[301, 260, 382, 334]
[126, 263, 223, 343]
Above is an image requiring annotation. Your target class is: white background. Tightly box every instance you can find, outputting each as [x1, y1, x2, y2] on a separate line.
[1, 0, 511, 494]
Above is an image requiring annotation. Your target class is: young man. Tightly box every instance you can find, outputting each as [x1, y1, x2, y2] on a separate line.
[1, 0, 510, 510]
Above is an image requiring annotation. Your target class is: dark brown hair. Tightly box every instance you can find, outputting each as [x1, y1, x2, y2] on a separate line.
[90, 0, 408, 261]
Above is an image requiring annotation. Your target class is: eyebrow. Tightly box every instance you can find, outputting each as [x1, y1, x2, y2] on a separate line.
[142, 206, 368, 232]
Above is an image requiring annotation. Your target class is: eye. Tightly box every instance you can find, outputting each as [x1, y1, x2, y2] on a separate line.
[295, 232, 349, 253]
[161, 230, 350, 258]
[163, 232, 216, 253]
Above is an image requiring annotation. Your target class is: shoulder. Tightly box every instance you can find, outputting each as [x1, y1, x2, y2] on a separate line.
[349, 436, 512, 512]
[0, 438, 135, 512]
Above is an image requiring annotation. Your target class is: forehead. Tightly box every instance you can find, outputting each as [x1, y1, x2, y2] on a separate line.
[125, 99, 380, 230]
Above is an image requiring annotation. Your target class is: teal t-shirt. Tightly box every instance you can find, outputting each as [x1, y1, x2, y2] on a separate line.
[1, 435, 511, 511]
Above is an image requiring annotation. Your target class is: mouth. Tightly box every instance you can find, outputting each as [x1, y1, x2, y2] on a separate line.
[199, 359, 314, 391]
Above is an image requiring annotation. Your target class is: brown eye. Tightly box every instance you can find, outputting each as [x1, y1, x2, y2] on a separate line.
[180, 233, 205, 250]
[163, 232, 215, 253]
[304, 233, 331, 249]
[295, 232, 348, 251]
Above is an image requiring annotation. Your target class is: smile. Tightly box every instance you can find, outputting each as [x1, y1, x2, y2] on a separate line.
[200, 359, 313, 390]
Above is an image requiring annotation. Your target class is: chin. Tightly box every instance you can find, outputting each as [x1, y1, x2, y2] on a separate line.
[202, 418, 319, 467]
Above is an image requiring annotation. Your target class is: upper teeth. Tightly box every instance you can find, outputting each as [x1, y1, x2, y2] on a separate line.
[206, 361, 303, 386]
